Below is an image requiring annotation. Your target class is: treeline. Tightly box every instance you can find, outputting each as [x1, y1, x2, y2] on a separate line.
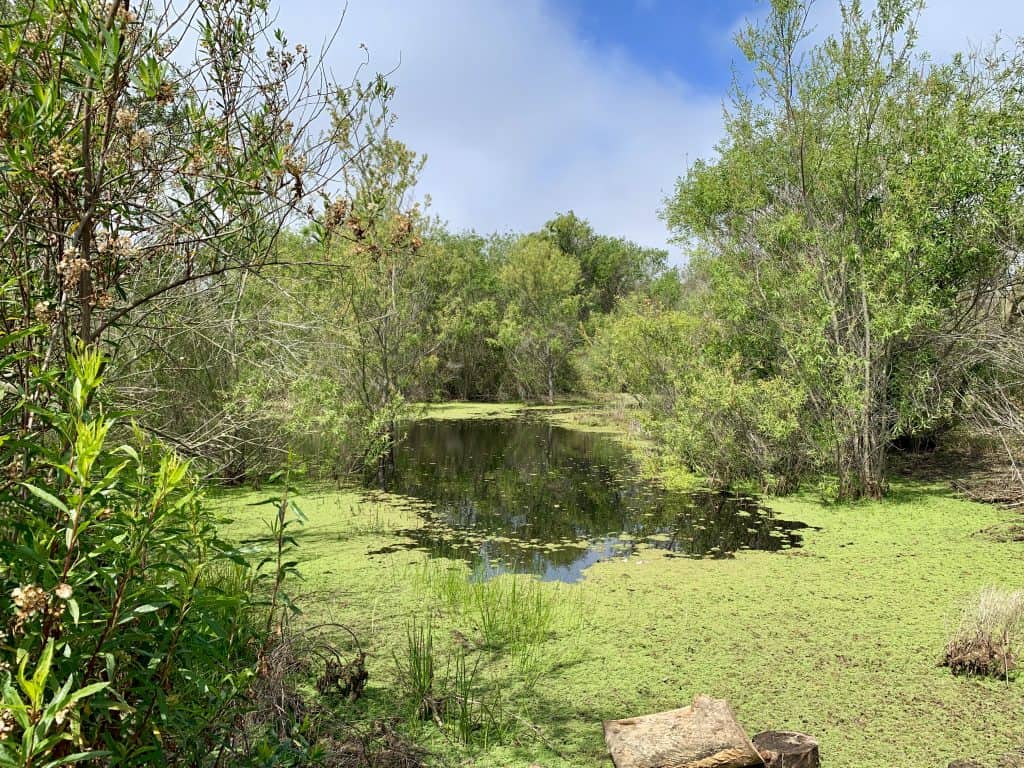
[112, 180, 676, 479]
[102, 0, 1024, 503]
[588, 0, 1024, 500]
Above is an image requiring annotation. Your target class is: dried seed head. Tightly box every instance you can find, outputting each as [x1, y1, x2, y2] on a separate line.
[11, 584, 48, 629]
[131, 129, 153, 151]
[56, 250, 90, 290]
[115, 107, 138, 130]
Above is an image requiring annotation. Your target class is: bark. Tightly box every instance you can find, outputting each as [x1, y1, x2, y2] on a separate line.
[752, 731, 819, 768]
[603, 695, 763, 768]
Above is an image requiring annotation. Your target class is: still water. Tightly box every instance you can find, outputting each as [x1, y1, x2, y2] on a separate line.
[364, 417, 808, 583]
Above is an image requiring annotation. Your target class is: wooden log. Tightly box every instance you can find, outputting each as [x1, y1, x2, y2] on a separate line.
[751, 732, 819, 768]
[603, 694, 764, 768]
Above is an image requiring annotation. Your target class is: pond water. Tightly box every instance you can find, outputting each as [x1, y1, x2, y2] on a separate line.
[364, 416, 809, 583]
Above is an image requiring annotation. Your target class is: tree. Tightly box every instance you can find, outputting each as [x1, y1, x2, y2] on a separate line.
[431, 231, 509, 400]
[543, 212, 667, 316]
[239, 137, 443, 474]
[497, 236, 581, 404]
[664, 0, 1024, 498]
[0, 0, 388, 448]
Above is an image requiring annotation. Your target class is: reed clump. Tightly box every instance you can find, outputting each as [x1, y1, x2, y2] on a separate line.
[943, 587, 1024, 678]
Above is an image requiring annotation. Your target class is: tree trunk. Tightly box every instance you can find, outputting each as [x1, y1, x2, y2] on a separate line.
[603, 695, 763, 768]
[752, 732, 819, 768]
[546, 344, 555, 405]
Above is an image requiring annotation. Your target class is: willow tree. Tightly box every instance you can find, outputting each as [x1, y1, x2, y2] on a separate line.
[665, 0, 1024, 499]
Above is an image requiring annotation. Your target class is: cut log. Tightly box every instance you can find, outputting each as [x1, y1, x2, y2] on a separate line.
[751, 732, 819, 768]
[603, 694, 764, 768]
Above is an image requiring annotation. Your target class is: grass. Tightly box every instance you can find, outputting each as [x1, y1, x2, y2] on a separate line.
[414, 561, 566, 650]
[213, 412, 1024, 768]
[397, 619, 438, 720]
[944, 587, 1024, 679]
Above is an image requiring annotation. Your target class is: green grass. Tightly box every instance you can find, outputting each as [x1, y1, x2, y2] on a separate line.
[214, 434, 1024, 767]
[413, 561, 567, 651]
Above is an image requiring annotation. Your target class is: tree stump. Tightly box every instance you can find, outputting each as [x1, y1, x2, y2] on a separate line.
[603, 694, 763, 768]
[752, 731, 819, 768]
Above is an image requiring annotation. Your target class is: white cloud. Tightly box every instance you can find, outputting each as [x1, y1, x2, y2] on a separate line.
[274, 0, 1024, 264]
[906, 0, 1023, 55]
[277, 0, 723, 261]
[731, 0, 1024, 59]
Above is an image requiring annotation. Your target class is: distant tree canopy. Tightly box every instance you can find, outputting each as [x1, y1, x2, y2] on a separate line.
[11, 0, 1021, 501]
[104, 192, 674, 477]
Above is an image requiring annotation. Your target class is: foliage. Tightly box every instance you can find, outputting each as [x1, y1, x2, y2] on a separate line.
[656, 0, 1024, 498]
[497, 235, 582, 404]
[0, 331, 267, 764]
[543, 212, 667, 316]
[0, 0, 393, 486]
[0, 0, 384, 352]
[430, 232, 511, 401]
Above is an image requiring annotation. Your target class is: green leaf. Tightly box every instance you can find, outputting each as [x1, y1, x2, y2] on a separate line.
[20, 484, 69, 514]
[288, 499, 307, 521]
[115, 444, 140, 464]
[42, 750, 113, 768]
[31, 639, 54, 697]
[246, 496, 282, 507]
[64, 681, 109, 706]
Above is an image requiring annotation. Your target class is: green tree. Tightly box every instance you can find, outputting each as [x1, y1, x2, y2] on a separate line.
[544, 212, 667, 315]
[664, 0, 1024, 498]
[497, 236, 582, 404]
[431, 231, 509, 400]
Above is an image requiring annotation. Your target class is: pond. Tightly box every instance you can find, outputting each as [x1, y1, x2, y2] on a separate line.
[364, 416, 809, 583]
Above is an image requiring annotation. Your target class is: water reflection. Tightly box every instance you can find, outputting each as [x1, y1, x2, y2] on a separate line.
[364, 417, 809, 583]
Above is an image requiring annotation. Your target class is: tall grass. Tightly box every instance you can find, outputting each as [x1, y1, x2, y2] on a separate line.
[415, 562, 559, 651]
[944, 586, 1024, 679]
[395, 619, 439, 720]
[394, 561, 583, 751]
[394, 620, 512, 749]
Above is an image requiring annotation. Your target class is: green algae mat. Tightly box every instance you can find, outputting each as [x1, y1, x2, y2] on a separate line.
[215, 405, 1024, 768]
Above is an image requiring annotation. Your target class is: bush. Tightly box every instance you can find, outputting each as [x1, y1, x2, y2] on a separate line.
[658, 358, 811, 494]
[0, 337, 263, 765]
[943, 587, 1024, 678]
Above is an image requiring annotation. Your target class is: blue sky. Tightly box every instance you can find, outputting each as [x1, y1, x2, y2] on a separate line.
[276, 1, 1023, 262]
[554, 0, 756, 94]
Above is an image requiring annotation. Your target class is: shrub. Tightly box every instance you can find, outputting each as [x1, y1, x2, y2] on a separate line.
[943, 587, 1024, 678]
[0, 337, 263, 764]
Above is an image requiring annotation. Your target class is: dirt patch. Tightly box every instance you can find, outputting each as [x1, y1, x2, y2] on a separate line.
[891, 434, 1024, 508]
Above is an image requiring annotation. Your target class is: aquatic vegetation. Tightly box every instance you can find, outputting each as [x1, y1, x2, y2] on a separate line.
[412, 559, 583, 652]
[396, 620, 439, 721]
[215, 418, 1024, 768]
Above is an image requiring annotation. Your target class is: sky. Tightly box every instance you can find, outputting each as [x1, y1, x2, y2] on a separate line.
[274, 0, 1024, 262]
